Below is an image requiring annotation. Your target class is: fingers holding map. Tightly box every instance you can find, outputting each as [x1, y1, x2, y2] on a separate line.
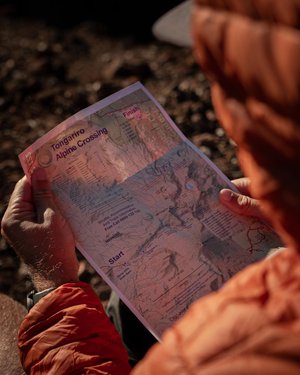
[19, 82, 281, 339]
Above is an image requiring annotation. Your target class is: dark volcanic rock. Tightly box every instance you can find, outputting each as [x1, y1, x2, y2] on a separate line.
[0, 13, 241, 306]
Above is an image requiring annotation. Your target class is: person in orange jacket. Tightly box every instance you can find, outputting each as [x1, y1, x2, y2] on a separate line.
[2, 0, 300, 373]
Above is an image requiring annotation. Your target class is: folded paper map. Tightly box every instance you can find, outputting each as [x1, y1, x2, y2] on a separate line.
[19, 82, 281, 339]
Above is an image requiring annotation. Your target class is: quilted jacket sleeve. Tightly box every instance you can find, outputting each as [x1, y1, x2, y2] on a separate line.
[18, 282, 131, 375]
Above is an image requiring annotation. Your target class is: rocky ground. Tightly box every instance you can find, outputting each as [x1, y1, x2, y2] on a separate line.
[0, 7, 242, 307]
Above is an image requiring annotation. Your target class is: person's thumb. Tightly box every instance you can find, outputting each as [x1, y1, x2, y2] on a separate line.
[219, 188, 263, 219]
[31, 168, 57, 223]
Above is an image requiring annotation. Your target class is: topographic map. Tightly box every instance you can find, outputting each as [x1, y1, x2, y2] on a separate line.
[20, 82, 281, 338]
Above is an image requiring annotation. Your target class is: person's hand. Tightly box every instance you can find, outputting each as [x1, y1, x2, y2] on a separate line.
[219, 177, 267, 221]
[1, 169, 79, 291]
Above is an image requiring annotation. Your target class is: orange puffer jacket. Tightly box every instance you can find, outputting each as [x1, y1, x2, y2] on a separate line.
[19, 282, 131, 374]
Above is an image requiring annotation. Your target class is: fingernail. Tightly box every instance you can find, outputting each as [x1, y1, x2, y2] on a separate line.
[220, 189, 233, 201]
[31, 168, 49, 190]
[32, 168, 47, 181]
